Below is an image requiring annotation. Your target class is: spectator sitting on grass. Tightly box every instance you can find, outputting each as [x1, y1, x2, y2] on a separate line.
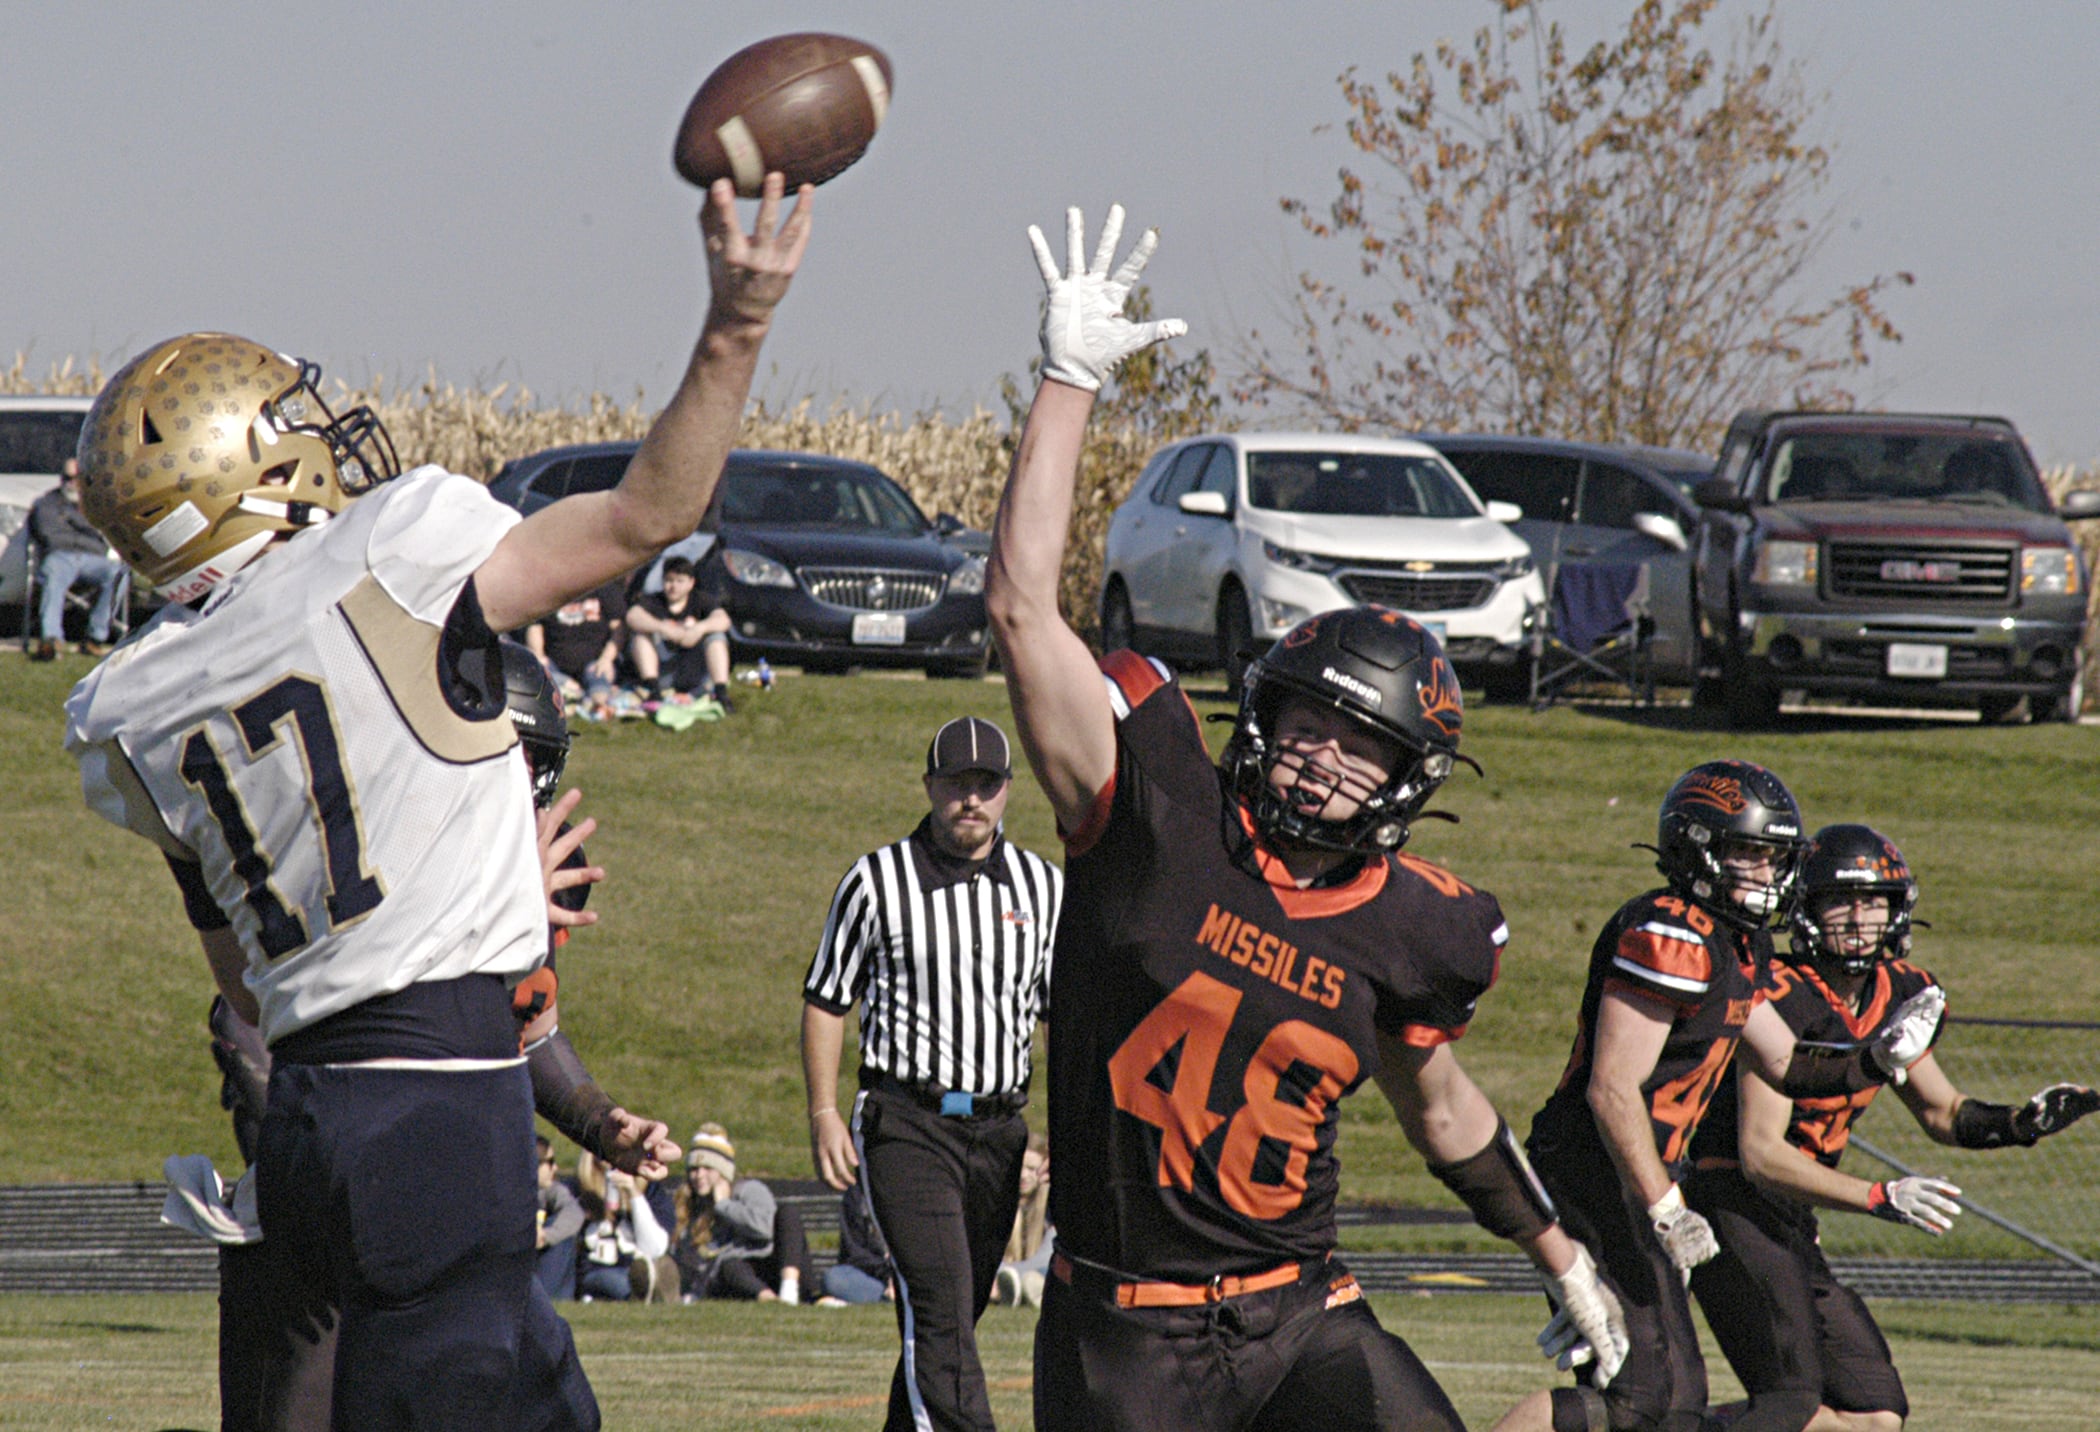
[817, 1180, 893, 1307]
[523, 578, 629, 704]
[644, 1123, 810, 1305]
[573, 1156, 669, 1302]
[626, 554, 735, 711]
[535, 1138, 587, 1301]
[989, 1132, 1051, 1308]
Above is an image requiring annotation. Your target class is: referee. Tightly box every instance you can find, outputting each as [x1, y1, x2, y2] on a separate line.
[802, 715, 1061, 1432]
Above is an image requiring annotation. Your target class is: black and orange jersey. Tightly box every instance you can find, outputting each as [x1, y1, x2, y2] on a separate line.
[1691, 955, 1941, 1172]
[1527, 888, 1766, 1177]
[1046, 652, 1509, 1283]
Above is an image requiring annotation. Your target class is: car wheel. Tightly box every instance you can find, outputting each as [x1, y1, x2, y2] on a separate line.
[2044, 659, 2086, 723]
[1217, 583, 1256, 698]
[1977, 693, 2028, 725]
[1100, 580, 1136, 653]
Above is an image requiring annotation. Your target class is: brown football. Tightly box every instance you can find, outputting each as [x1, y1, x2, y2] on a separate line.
[673, 33, 892, 196]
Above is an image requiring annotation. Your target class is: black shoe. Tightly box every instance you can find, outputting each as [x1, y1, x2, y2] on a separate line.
[711, 683, 736, 713]
[77, 639, 113, 657]
[29, 639, 57, 662]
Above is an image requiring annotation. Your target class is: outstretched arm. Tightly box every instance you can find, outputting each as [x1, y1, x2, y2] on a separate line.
[1736, 1061, 1961, 1233]
[985, 205, 1184, 834]
[477, 175, 814, 633]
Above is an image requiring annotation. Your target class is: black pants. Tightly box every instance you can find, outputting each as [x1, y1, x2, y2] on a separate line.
[855, 1085, 1028, 1432]
[1032, 1258, 1461, 1432]
[701, 1204, 813, 1300]
[256, 1062, 598, 1432]
[219, 1239, 336, 1432]
[1687, 1168, 1907, 1422]
[1533, 1140, 1708, 1432]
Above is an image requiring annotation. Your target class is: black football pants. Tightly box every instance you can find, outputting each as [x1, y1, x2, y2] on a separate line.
[1687, 1168, 1907, 1423]
[855, 1086, 1028, 1432]
[1032, 1257, 1463, 1432]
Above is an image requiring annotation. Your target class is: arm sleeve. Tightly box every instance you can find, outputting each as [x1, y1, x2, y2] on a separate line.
[365, 470, 520, 623]
[804, 862, 876, 1014]
[166, 853, 231, 931]
[713, 1180, 777, 1246]
[627, 1184, 671, 1257]
[1603, 895, 1716, 1013]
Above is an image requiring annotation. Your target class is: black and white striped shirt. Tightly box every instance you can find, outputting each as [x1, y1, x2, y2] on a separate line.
[804, 819, 1061, 1096]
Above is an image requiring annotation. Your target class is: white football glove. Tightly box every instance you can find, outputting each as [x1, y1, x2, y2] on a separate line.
[1537, 1243, 1629, 1387]
[2016, 1083, 2100, 1142]
[1646, 1183, 1718, 1275]
[1867, 1176, 1963, 1234]
[1869, 984, 1946, 1087]
[1027, 204, 1187, 392]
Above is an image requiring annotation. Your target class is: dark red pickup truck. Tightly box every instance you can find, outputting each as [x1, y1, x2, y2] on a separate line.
[1691, 411, 2100, 726]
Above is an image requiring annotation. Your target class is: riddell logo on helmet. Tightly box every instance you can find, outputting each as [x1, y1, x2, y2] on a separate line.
[1321, 665, 1381, 708]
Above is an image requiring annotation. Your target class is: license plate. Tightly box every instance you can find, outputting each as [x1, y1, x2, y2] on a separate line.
[852, 612, 907, 646]
[1886, 642, 1947, 678]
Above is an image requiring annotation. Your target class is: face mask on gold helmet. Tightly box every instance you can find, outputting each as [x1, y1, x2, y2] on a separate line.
[75, 333, 399, 603]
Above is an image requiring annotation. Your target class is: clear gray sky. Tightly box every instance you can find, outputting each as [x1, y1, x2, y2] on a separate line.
[8, 2, 2099, 460]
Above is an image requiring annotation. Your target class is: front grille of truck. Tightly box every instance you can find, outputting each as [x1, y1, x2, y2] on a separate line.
[1825, 542, 2015, 603]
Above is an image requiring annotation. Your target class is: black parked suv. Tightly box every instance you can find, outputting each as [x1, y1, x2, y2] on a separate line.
[1691, 411, 2100, 726]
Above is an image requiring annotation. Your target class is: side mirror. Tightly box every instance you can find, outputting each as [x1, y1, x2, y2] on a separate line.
[1694, 475, 1751, 514]
[1178, 491, 1230, 517]
[1485, 499, 1524, 523]
[1631, 512, 1689, 551]
[935, 512, 964, 535]
[2058, 489, 2100, 520]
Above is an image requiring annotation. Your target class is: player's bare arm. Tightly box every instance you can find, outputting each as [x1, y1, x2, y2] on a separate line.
[477, 173, 814, 634]
[1380, 1033, 1630, 1386]
[1895, 1048, 2100, 1148]
[1587, 989, 1677, 1208]
[985, 204, 1184, 833]
[1736, 1064, 1963, 1233]
[800, 1002, 860, 1189]
[199, 926, 259, 1027]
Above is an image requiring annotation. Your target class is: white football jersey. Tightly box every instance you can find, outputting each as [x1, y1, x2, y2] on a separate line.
[65, 468, 545, 1044]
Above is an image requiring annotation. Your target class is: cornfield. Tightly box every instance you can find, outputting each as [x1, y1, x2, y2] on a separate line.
[9, 351, 2099, 700]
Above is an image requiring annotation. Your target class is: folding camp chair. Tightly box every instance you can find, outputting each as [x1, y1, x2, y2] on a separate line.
[1529, 558, 1654, 709]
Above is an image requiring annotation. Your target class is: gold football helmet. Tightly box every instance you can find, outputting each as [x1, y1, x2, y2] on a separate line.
[76, 333, 399, 602]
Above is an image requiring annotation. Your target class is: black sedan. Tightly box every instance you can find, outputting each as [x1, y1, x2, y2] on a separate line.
[487, 442, 990, 677]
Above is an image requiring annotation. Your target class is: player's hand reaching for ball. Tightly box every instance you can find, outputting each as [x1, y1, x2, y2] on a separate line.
[703, 173, 814, 332]
[1028, 204, 1187, 392]
[537, 789, 603, 930]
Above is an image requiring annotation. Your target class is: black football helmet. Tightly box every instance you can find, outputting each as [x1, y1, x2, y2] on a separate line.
[1220, 606, 1474, 854]
[1788, 824, 1918, 976]
[501, 640, 570, 809]
[1652, 759, 1806, 929]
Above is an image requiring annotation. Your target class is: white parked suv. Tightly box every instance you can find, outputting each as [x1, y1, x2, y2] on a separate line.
[1099, 431, 1545, 695]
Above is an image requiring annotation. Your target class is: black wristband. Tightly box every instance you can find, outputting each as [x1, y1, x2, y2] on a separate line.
[1427, 1118, 1558, 1243]
[1781, 1045, 1882, 1098]
[527, 1029, 618, 1156]
[1952, 1098, 2027, 1150]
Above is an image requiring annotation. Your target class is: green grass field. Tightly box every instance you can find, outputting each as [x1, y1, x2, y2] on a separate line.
[3, 652, 2098, 1427]
[1, 1292, 2095, 1431]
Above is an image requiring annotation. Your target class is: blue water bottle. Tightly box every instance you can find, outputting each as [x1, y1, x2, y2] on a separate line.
[756, 658, 774, 691]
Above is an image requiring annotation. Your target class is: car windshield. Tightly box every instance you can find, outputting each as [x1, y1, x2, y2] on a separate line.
[1245, 452, 1478, 518]
[721, 465, 928, 533]
[0, 411, 86, 473]
[1763, 433, 2045, 510]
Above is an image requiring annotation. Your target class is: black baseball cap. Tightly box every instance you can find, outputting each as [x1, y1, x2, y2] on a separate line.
[926, 716, 1011, 779]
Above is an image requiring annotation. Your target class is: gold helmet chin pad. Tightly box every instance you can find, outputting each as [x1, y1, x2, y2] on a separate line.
[76, 333, 389, 601]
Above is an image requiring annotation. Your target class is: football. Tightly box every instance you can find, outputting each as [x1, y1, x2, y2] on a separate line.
[673, 33, 892, 196]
